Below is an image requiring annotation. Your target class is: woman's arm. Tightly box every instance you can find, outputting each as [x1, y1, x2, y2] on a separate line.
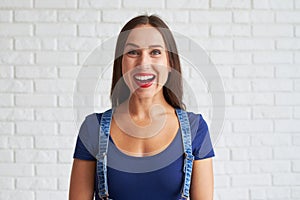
[69, 158, 96, 200]
[190, 158, 214, 200]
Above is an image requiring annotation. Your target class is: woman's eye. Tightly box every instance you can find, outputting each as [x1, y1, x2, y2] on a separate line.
[151, 49, 161, 55]
[127, 50, 139, 56]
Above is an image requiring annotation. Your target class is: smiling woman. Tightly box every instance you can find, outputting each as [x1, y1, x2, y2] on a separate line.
[69, 15, 215, 200]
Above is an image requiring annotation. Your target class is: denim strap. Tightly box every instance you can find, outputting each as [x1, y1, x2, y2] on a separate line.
[96, 109, 113, 200]
[176, 108, 194, 200]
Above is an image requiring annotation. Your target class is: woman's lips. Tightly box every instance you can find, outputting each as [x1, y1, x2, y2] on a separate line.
[133, 73, 156, 88]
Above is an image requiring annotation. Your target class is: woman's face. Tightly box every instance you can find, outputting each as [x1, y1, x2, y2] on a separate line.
[122, 24, 170, 99]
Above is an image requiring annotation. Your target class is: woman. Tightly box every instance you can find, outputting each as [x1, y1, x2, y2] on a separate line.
[69, 15, 214, 200]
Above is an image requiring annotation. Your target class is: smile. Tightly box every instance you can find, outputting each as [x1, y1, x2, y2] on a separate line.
[133, 73, 156, 88]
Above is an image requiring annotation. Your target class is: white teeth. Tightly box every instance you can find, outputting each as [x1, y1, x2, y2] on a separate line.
[134, 75, 154, 81]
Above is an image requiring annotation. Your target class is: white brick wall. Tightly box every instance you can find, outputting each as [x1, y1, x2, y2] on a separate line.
[0, 0, 299, 199]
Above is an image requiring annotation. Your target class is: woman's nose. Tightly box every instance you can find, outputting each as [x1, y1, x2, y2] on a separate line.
[138, 51, 150, 66]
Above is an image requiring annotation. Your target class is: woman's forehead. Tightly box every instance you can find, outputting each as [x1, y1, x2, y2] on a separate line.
[125, 25, 166, 48]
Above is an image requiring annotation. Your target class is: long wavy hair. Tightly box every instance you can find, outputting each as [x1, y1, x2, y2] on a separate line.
[110, 15, 185, 110]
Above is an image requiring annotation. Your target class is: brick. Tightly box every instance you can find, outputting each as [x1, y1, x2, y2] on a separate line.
[0, 38, 13, 50]
[16, 66, 57, 78]
[225, 134, 250, 147]
[15, 37, 41, 50]
[266, 187, 291, 199]
[215, 188, 249, 199]
[0, 122, 13, 134]
[96, 23, 121, 37]
[35, 108, 74, 121]
[17, 177, 57, 190]
[225, 161, 250, 174]
[35, 79, 75, 93]
[8, 136, 33, 149]
[296, 52, 300, 64]
[276, 65, 300, 77]
[59, 10, 99, 22]
[234, 65, 274, 78]
[251, 134, 291, 146]
[252, 79, 293, 92]
[293, 135, 300, 145]
[36, 52, 77, 65]
[15, 10, 56, 22]
[59, 122, 77, 135]
[293, 161, 300, 172]
[35, 0, 76, 8]
[274, 147, 300, 159]
[15, 94, 56, 107]
[0, 66, 13, 78]
[233, 120, 273, 133]
[214, 175, 230, 188]
[276, 93, 300, 105]
[253, 52, 293, 64]
[154, 10, 189, 23]
[0, 0, 32, 8]
[0, 150, 13, 162]
[223, 79, 251, 92]
[0, 52, 33, 65]
[16, 150, 56, 163]
[58, 37, 100, 51]
[234, 93, 274, 105]
[16, 122, 56, 135]
[0, 23, 32, 36]
[79, 0, 121, 8]
[273, 174, 300, 186]
[214, 148, 230, 160]
[36, 191, 68, 200]
[123, 0, 164, 8]
[0, 178, 14, 189]
[253, 25, 293, 37]
[275, 120, 300, 133]
[0, 80, 33, 93]
[0, 108, 34, 121]
[276, 11, 300, 23]
[0, 10, 12, 22]
[232, 174, 271, 186]
[249, 146, 273, 160]
[78, 24, 96, 36]
[251, 160, 291, 173]
[193, 38, 232, 51]
[58, 150, 73, 163]
[58, 177, 69, 190]
[234, 11, 275, 23]
[231, 147, 249, 160]
[211, 0, 250, 8]
[36, 164, 71, 176]
[35, 24, 76, 36]
[250, 188, 267, 199]
[35, 136, 75, 149]
[0, 164, 34, 176]
[211, 24, 250, 36]
[166, 0, 208, 9]
[234, 38, 274, 50]
[0, 94, 13, 106]
[212, 52, 251, 65]
[225, 107, 251, 119]
[102, 10, 138, 23]
[253, 106, 292, 119]
[191, 11, 231, 23]
[172, 24, 209, 37]
[0, 191, 34, 200]
[277, 39, 300, 50]
[292, 187, 300, 199]
[295, 107, 300, 119]
[253, 0, 293, 9]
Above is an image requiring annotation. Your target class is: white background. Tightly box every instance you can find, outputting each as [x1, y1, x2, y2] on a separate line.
[0, 0, 299, 199]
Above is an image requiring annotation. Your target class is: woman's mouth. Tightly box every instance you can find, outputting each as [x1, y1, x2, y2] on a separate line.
[133, 73, 156, 88]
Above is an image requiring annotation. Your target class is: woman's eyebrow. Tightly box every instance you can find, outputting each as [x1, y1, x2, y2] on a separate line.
[125, 43, 164, 49]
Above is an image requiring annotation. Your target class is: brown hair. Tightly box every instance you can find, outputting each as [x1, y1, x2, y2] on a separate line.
[110, 14, 185, 109]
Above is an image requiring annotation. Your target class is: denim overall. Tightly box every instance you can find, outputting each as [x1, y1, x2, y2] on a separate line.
[96, 108, 194, 200]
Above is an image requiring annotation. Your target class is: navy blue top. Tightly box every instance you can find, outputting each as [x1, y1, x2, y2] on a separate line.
[73, 111, 215, 200]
